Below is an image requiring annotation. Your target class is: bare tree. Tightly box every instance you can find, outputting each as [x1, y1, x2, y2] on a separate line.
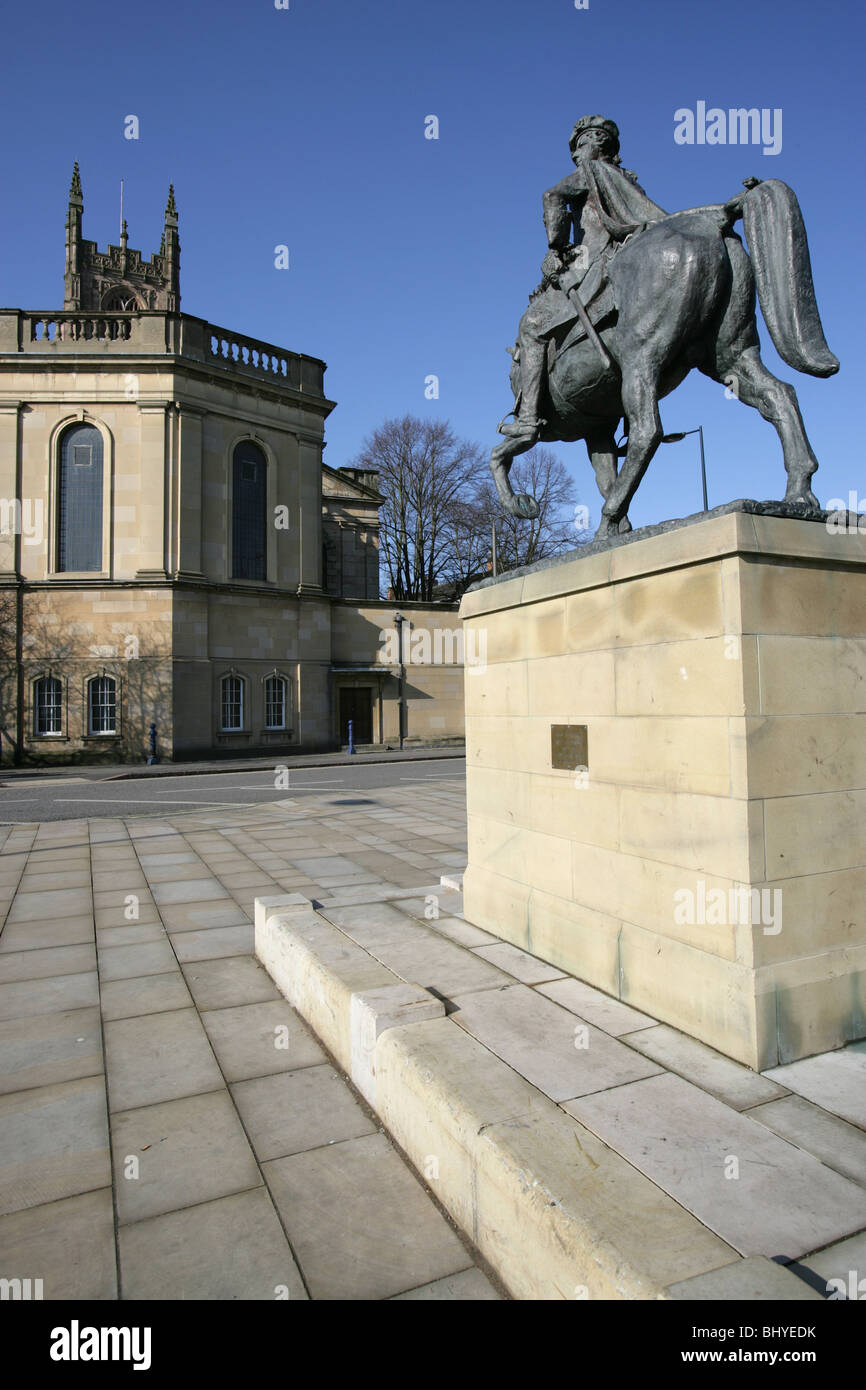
[347, 416, 485, 601]
[475, 446, 590, 574]
[436, 495, 492, 597]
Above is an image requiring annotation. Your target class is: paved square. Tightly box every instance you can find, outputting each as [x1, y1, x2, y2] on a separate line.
[0, 777, 497, 1299]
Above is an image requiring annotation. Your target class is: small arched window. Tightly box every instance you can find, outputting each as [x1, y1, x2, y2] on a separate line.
[34, 676, 62, 735]
[58, 424, 104, 572]
[232, 442, 267, 581]
[102, 289, 140, 311]
[264, 675, 288, 730]
[88, 675, 117, 735]
[221, 674, 244, 731]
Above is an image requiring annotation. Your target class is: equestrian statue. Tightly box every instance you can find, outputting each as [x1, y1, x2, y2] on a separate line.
[491, 114, 839, 538]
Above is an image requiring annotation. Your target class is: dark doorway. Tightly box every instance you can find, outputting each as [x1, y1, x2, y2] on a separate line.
[339, 687, 373, 745]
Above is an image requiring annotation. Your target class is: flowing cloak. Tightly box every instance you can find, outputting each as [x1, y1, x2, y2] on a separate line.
[527, 158, 670, 339]
[580, 157, 668, 240]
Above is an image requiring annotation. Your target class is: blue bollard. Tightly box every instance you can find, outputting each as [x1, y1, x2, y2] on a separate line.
[347, 718, 355, 755]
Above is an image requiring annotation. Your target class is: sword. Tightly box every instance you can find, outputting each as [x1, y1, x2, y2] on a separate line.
[560, 280, 612, 370]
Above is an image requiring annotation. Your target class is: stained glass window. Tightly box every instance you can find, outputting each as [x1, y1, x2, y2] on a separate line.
[58, 425, 103, 571]
[232, 443, 266, 580]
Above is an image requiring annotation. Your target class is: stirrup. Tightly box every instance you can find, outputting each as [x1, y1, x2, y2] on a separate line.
[497, 410, 545, 439]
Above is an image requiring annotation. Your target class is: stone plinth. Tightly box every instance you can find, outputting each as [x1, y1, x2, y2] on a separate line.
[460, 506, 866, 1070]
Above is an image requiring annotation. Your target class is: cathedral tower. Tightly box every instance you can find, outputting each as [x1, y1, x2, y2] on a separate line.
[62, 164, 180, 312]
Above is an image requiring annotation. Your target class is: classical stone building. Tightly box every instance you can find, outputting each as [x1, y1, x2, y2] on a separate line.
[0, 168, 465, 763]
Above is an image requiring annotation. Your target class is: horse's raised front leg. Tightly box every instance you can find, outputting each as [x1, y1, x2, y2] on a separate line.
[596, 368, 662, 537]
[718, 346, 820, 507]
[490, 435, 541, 520]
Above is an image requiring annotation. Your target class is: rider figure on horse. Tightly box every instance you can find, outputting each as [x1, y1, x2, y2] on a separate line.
[500, 115, 667, 446]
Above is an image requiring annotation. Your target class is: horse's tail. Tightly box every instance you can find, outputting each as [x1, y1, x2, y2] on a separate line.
[732, 179, 838, 377]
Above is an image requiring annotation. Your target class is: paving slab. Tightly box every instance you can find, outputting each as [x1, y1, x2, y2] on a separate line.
[6, 888, 92, 923]
[263, 1131, 472, 1301]
[136, 852, 202, 870]
[157, 901, 251, 934]
[0, 943, 95, 983]
[95, 921, 167, 948]
[452, 982, 663, 1102]
[390, 1267, 502, 1300]
[150, 878, 228, 906]
[0, 1075, 111, 1217]
[94, 889, 155, 911]
[0, 1006, 102, 1095]
[0, 1187, 117, 1300]
[94, 905, 163, 932]
[746, 1093, 866, 1188]
[764, 1044, 866, 1128]
[322, 902, 510, 998]
[117, 1187, 308, 1300]
[536, 978, 656, 1036]
[425, 915, 498, 948]
[472, 942, 567, 984]
[98, 939, 179, 982]
[169, 924, 254, 962]
[666, 1255, 823, 1301]
[624, 1024, 789, 1110]
[182, 955, 281, 1011]
[202, 1000, 327, 1082]
[231, 1063, 378, 1161]
[104, 1008, 224, 1111]
[135, 862, 210, 884]
[100, 972, 194, 1022]
[0, 970, 99, 1022]
[91, 871, 147, 893]
[0, 916, 95, 951]
[17, 869, 92, 891]
[796, 1231, 866, 1297]
[567, 1072, 866, 1259]
[112, 1090, 262, 1225]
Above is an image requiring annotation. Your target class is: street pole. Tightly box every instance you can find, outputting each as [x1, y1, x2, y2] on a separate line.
[393, 610, 405, 750]
[660, 427, 710, 511]
[697, 425, 709, 512]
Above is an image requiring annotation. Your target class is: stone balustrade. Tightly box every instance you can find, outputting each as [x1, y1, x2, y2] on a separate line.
[0, 310, 326, 396]
[29, 313, 133, 343]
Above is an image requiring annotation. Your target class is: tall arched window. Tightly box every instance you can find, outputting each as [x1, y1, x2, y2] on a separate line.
[264, 674, 288, 730]
[34, 676, 62, 735]
[221, 674, 244, 731]
[232, 442, 266, 581]
[57, 424, 104, 571]
[88, 675, 117, 735]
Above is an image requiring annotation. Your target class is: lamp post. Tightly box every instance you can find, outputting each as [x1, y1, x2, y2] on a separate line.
[661, 426, 709, 511]
[393, 610, 406, 751]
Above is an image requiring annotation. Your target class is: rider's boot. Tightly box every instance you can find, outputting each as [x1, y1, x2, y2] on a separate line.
[498, 335, 546, 442]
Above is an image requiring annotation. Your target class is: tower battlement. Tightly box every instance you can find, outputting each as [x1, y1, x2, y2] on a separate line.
[63, 163, 180, 313]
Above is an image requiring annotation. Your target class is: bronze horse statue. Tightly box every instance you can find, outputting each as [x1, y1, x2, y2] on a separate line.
[491, 177, 839, 538]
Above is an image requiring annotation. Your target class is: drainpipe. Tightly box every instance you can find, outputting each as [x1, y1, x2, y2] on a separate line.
[393, 609, 405, 750]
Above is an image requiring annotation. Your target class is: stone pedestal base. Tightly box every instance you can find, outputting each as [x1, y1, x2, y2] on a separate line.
[460, 506, 866, 1070]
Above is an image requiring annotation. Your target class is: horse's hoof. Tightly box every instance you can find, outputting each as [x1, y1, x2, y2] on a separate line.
[617, 516, 632, 534]
[784, 488, 821, 512]
[513, 493, 540, 519]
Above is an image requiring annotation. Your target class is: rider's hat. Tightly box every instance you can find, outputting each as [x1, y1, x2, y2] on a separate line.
[569, 115, 620, 157]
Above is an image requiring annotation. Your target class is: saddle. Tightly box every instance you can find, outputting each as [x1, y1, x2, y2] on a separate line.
[535, 246, 618, 362]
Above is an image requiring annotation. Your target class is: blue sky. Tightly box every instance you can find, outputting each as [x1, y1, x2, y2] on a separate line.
[1, 0, 861, 531]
